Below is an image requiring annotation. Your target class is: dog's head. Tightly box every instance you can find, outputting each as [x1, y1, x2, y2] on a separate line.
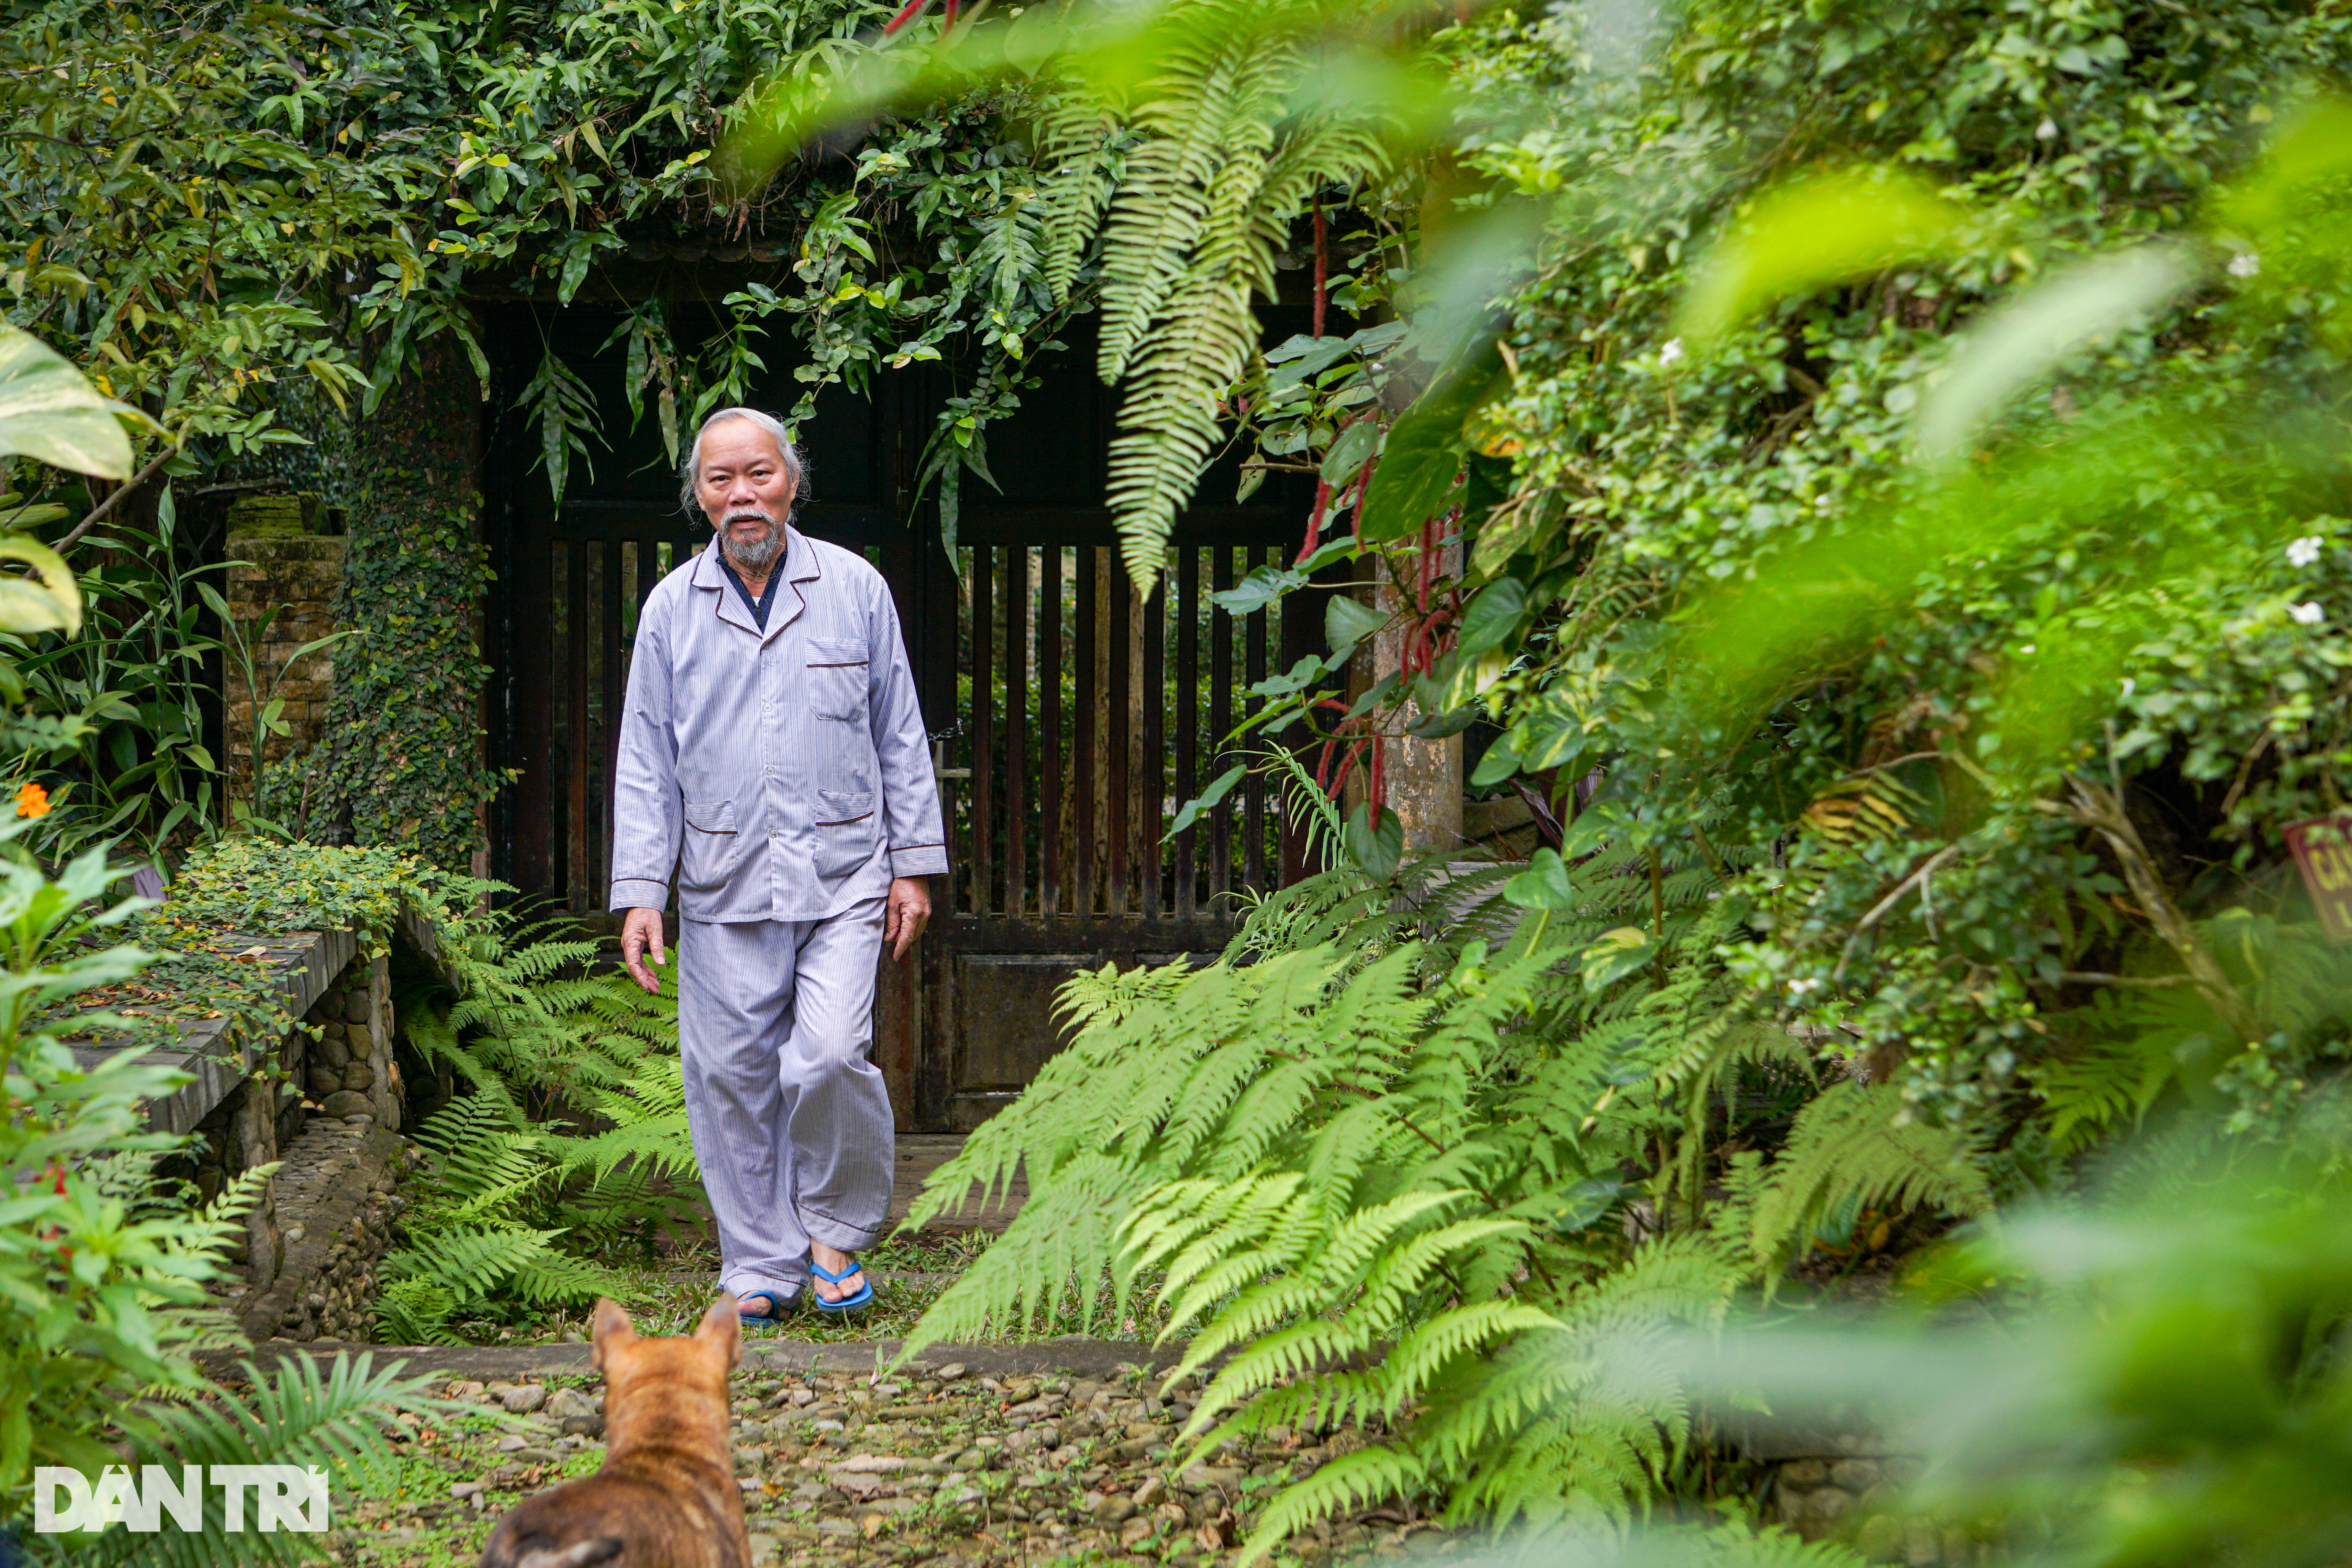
[591, 1294, 741, 1442]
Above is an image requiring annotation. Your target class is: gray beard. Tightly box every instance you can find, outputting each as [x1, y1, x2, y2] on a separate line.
[720, 516, 783, 576]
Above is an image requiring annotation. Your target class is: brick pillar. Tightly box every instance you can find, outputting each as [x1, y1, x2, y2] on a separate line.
[223, 495, 345, 810]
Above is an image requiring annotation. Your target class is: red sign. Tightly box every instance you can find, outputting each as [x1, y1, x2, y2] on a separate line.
[2284, 813, 2352, 941]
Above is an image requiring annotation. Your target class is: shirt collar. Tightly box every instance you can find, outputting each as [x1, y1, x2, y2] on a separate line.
[692, 526, 819, 640]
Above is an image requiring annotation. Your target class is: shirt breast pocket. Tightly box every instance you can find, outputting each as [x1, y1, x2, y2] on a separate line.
[807, 637, 869, 723]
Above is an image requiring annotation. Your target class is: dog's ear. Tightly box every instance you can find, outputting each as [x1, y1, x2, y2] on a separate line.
[696, 1292, 743, 1368]
[591, 1298, 637, 1372]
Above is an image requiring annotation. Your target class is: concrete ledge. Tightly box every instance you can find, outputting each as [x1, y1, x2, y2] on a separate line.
[72, 926, 358, 1136]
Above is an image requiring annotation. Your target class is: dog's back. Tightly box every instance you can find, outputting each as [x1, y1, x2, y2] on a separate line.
[477, 1297, 751, 1568]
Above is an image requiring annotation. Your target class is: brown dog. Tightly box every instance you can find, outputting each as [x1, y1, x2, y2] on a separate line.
[476, 1295, 752, 1568]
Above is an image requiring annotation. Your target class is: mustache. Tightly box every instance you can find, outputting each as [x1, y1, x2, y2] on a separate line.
[722, 507, 774, 526]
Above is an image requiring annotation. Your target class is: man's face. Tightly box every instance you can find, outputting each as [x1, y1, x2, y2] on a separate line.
[696, 418, 798, 576]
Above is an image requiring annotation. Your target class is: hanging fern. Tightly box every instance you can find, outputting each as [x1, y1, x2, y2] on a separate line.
[1087, 4, 1389, 588]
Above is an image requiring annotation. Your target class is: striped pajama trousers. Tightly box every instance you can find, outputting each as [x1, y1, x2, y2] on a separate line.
[677, 897, 893, 1304]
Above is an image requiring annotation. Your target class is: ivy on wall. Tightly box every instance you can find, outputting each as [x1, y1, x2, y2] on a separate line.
[289, 345, 503, 875]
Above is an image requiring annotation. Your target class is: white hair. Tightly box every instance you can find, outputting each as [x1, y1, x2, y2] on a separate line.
[679, 407, 805, 517]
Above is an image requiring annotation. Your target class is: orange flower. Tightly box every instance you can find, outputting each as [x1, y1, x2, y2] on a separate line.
[14, 781, 50, 819]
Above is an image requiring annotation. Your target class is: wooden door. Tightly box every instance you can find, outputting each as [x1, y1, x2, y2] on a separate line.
[916, 516, 1336, 1128]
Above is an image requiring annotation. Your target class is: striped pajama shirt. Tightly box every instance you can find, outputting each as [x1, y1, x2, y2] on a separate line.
[609, 529, 948, 1302]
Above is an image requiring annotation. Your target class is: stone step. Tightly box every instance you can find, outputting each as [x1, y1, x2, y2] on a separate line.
[202, 1337, 1183, 1386]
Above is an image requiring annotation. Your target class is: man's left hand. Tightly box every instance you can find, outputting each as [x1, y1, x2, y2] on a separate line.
[886, 876, 932, 961]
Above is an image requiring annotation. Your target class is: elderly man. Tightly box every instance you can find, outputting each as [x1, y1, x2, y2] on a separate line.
[610, 407, 946, 1319]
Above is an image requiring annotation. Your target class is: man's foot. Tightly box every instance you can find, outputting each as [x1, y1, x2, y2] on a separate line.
[809, 1244, 873, 1312]
[738, 1290, 793, 1327]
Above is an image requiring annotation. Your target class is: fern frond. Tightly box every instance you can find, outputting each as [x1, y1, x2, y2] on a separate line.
[1748, 1081, 1993, 1280]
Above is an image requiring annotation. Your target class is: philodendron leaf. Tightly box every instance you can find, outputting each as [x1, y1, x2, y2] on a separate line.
[1547, 1175, 1624, 1235]
[1455, 578, 1527, 658]
[1677, 169, 1966, 346]
[1317, 420, 1383, 487]
[1503, 847, 1576, 910]
[1913, 243, 2200, 465]
[0, 325, 133, 478]
[1358, 337, 1507, 543]
[1580, 926, 1657, 992]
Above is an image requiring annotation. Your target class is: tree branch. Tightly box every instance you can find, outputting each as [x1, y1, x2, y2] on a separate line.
[2057, 772, 2262, 1042]
[57, 448, 173, 552]
[1830, 841, 1965, 985]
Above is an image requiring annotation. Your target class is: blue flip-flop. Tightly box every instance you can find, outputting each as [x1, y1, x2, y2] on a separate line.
[811, 1257, 873, 1314]
[739, 1290, 793, 1328]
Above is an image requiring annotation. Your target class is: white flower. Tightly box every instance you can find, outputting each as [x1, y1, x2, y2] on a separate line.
[2291, 601, 2326, 626]
[1787, 976, 1821, 996]
[2230, 251, 2262, 279]
[1658, 337, 1685, 367]
[2019, 643, 2037, 654]
[2288, 534, 2325, 567]
[2035, 117, 2058, 141]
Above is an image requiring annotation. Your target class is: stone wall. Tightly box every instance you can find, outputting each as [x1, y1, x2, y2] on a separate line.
[223, 494, 344, 802]
[1767, 1451, 1987, 1565]
[307, 955, 405, 1130]
[184, 944, 412, 1341]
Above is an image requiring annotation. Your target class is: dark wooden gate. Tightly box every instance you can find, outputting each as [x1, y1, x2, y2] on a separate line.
[922, 521, 1328, 1128]
[484, 303, 1331, 1129]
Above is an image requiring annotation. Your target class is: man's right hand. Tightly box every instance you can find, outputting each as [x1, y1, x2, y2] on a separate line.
[620, 907, 668, 994]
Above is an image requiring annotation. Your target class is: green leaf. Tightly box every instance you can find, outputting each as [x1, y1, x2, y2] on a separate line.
[0, 535, 79, 636]
[1914, 244, 2199, 464]
[1469, 727, 1525, 788]
[1357, 340, 1505, 542]
[1213, 565, 1306, 618]
[1547, 1175, 1623, 1235]
[0, 325, 134, 479]
[1317, 420, 1382, 487]
[1677, 170, 1967, 345]
[1343, 801, 1403, 881]
[1405, 704, 1478, 739]
[1503, 847, 1576, 910]
[1579, 926, 1656, 992]
[1325, 595, 1386, 658]
[1168, 764, 1246, 838]
[1454, 579, 1526, 658]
